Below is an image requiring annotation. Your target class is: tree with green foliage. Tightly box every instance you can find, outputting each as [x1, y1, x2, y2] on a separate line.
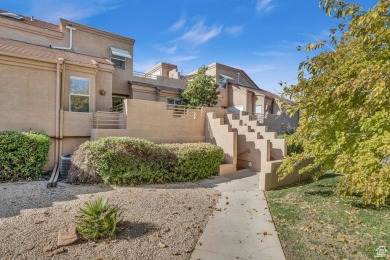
[278, 0, 390, 206]
[181, 66, 219, 107]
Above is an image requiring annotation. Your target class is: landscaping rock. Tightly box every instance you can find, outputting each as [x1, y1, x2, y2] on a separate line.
[57, 226, 79, 246]
[45, 247, 66, 257]
[42, 245, 56, 253]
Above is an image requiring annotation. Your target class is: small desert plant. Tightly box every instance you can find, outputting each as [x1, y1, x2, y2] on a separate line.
[76, 197, 123, 241]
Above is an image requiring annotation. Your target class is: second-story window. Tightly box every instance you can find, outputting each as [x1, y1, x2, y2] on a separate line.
[110, 47, 132, 70]
[111, 54, 126, 70]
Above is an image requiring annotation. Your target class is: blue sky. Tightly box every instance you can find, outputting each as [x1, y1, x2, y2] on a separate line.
[2, 0, 378, 93]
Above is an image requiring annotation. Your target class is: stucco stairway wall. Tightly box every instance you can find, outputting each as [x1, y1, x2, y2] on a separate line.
[91, 99, 228, 144]
[91, 100, 236, 175]
[205, 112, 237, 175]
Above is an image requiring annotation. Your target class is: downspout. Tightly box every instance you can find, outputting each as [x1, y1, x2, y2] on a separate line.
[47, 58, 63, 187]
[60, 61, 66, 161]
[51, 26, 76, 50]
[54, 61, 60, 164]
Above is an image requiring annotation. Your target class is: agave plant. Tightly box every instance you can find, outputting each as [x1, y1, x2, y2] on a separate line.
[76, 197, 123, 241]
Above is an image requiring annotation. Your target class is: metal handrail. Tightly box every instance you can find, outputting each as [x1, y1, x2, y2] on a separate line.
[166, 104, 201, 119]
[93, 111, 126, 129]
[109, 103, 124, 112]
[133, 71, 158, 80]
[247, 112, 266, 123]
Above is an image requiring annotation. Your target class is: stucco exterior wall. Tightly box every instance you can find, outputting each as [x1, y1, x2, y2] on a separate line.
[228, 86, 249, 111]
[95, 68, 113, 111]
[0, 17, 63, 47]
[92, 100, 227, 144]
[0, 16, 133, 100]
[0, 55, 56, 135]
[62, 112, 93, 137]
[125, 99, 206, 142]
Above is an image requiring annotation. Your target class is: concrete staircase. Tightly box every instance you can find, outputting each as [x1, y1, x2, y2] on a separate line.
[206, 112, 237, 176]
[225, 112, 286, 172]
[207, 111, 288, 190]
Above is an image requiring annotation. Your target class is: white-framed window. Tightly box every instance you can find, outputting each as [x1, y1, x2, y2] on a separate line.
[69, 76, 89, 112]
[167, 97, 182, 105]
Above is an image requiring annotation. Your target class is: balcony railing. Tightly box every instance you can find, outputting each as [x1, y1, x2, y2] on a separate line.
[109, 103, 124, 112]
[166, 104, 201, 119]
[247, 112, 266, 123]
[93, 111, 126, 129]
[133, 71, 158, 80]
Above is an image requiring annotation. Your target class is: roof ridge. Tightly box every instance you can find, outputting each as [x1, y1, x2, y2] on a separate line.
[0, 9, 60, 32]
[0, 37, 112, 66]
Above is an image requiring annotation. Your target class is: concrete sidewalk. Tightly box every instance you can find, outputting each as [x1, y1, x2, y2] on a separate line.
[191, 170, 286, 260]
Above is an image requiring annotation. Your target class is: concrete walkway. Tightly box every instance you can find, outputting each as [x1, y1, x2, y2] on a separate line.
[191, 170, 286, 260]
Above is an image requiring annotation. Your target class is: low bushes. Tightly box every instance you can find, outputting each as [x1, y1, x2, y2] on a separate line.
[0, 130, 50, 182]
[69, 137, 223, 185]
[163, 143, 224, 181]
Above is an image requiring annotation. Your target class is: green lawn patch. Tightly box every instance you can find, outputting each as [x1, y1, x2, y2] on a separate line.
[265, 173, 390, 259]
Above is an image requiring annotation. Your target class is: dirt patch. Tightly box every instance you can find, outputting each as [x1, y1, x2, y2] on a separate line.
[0, 181, 218, 259]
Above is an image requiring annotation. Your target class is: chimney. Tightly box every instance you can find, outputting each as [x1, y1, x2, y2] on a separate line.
[30, 16, 34, 21]
[236, 72, 240, 84]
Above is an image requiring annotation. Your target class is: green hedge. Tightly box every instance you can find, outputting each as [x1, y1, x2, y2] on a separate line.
[0, 131, 50, 182]
[163, 143, 224, 181]
[69, 137, 224, 185]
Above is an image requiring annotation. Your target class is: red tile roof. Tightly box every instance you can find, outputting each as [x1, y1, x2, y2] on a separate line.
[0, 10, 60, 32]
[0, 37, 113, 66]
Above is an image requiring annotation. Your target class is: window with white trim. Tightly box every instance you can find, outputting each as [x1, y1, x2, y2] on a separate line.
[70, 77, 89, 112]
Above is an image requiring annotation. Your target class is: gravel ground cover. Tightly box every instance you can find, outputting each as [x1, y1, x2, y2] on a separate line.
[0, 181, 219, 259]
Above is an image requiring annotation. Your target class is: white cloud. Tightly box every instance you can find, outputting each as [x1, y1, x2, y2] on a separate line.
[170, 55, 198, 63]
[256, 0, 275, 13]
[154, 44, 178, 55]
[169, 16, 186, 31]
[29, 0, 121, 23]
[179, 19, 222, 45]
[166, 44, 178, 54]
[225, 26, 243, 37]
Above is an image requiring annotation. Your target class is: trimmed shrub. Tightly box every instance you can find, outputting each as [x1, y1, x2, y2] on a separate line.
[0, 130, 50, 182]
[69, 137, 177, 185]
[69, 138, 224, 185]
[163, 143, 224, 181]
